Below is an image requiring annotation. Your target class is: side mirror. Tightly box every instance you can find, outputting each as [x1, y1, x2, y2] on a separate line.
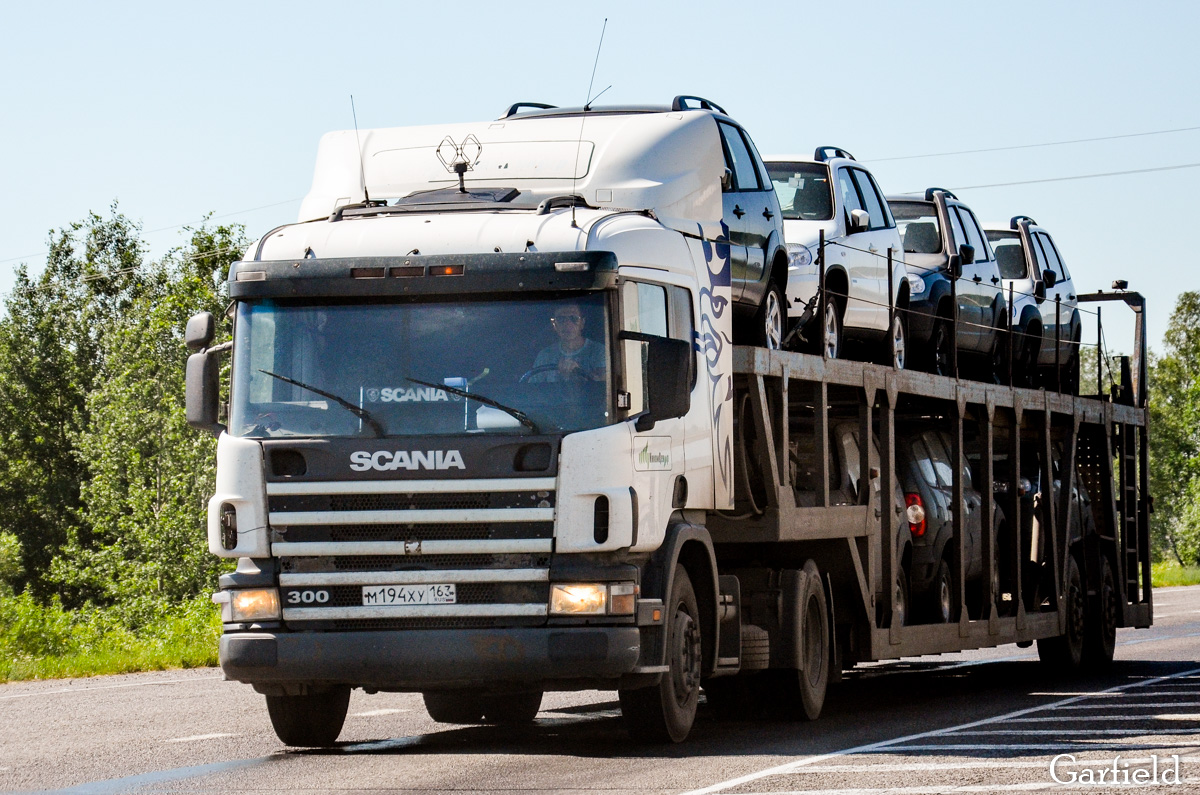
[948, 254, 963, 279]
[187, 351, 225, 435]
[959, 244, 975, 266]
[186, 312, 215, 351]
[635, 336, 692, 432]
[1043, 269, 1057, 288]
[721, 168, 733, 191]
[849, 209, 870, 234]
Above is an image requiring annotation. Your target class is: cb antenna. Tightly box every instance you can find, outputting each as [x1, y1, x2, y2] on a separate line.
[571, 18, 608, 229]
[351, 95, 371, 204]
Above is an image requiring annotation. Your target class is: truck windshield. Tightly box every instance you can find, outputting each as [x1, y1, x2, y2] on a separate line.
[229, 294, 614, 438]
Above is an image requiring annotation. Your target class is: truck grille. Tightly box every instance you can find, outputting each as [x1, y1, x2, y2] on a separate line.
[268, 477, 555, 628]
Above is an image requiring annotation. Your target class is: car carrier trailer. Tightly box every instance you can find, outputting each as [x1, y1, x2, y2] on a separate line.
[188, 104, 1152, 746]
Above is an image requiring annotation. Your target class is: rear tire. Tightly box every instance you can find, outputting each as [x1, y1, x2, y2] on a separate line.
[482, 691, 543, 724]
[423, 691, 485, 724]
[930, 317, 954, 377]
[265, 686, 351, 747]
[755, 281, 785, 350]
[1083, 556, 1118, 669]
[821, 297, 843, 359]
[928, 559, 954, 624]
[777, 560, 830, 721]
[619, 565, 701, 743]
[1037, 555, 1085, 672]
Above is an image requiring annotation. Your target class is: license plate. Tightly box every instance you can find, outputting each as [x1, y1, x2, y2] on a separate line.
[362, 583, 456, 606]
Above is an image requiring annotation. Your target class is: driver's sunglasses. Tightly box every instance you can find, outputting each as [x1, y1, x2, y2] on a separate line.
[552, 315, 583, 324]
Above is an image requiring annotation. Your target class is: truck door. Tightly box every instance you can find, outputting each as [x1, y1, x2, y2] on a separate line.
[717, 122, 762, 303]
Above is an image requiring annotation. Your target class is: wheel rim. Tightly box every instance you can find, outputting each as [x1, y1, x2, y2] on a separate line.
[891, 316, 906, 369]
[669, 607, 701, 705]
[1067, 575, 1085, 646]
[894, 578, 906, 627]
[763, 290, 783, 350]
[933, 323, 951, 376]
[939, 576, 952, 622]
[803, 595, 825, 687]
[823, 302, 839, 359]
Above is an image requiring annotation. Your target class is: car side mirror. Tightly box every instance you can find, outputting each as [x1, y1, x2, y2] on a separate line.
[948, 254, 963, 279]
[959, 244, 975, 266]
[1043, 269, 1057, 288]
[186, 350, 225, 436]
[849, 209, 870, 234]
[635, 336, 692, 432]
[185, 311, 215, 351]
[721, 168, 733, 191]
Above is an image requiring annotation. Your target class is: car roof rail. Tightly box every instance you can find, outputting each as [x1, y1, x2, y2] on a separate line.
[501, 102, 558, 119]
[814, 146, 855, 162]
[924, 187, 958, 201]
[671, 95, 727, 114]
[1010, 214, 1037, 230]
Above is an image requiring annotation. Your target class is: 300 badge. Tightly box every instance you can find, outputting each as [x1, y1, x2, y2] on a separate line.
[284, 589, 330, 605]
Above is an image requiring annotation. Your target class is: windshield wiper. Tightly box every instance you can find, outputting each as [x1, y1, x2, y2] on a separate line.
[257, 370, 386, 438]
[406, 377, 546, 434]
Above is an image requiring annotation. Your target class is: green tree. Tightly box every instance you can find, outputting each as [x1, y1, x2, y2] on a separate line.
[1147, 291, 1200, 564]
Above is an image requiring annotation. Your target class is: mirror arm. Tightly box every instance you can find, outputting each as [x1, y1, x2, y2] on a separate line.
[634, 412, 656, 432]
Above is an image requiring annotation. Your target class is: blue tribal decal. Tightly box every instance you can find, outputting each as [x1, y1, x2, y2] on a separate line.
[695, 222, 733, 506]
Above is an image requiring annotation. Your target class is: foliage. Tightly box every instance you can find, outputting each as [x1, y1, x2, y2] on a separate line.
[1147, 291, 1200, 564]
[0, 533, 21, 595]
[1150, 560, 1200, 588]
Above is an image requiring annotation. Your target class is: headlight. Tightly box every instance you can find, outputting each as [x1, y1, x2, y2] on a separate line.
[786, 243, 813, 270]
[908, 275, 926, 295]
[549, 582, 638, 616]
[225, 589, 281, 622]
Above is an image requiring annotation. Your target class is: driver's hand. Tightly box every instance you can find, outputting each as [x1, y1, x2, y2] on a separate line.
[558, 358, 581, 380]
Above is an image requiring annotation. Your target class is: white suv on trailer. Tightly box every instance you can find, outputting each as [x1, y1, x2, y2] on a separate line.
[765, 149, 909, 367]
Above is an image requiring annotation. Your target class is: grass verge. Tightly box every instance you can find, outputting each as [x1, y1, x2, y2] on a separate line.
[0, 593, 219, 682]
[1151, 561, 1200, 588]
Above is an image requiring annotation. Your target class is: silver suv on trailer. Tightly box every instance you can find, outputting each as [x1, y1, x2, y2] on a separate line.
[984, 217, 1081, 392]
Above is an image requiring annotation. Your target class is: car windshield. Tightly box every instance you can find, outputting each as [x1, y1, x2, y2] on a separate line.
[229, 294, 614, 438]
[767, 163, 834, 221]
[987, 230, 1028, 279]
[891, 202, 943, 254]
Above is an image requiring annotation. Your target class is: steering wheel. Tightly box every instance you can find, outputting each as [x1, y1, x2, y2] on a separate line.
[519, 364, 562, 384]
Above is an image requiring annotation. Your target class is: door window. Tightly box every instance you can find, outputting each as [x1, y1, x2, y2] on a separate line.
[851, 169, 893, 230]
[1038, 233, 1071, 281]
[838, 169, 865, 226]
[621, 281, 669, 415]
[718, 122, 761, 192]
[957, 208, 992, 262]
[947, 207, 967, 252]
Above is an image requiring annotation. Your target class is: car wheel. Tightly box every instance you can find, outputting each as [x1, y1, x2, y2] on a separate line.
[423, 691, 485, 724]
[777, 560, 830, 721]
[619, 565, 701, 743]
[1015, 326, 1040, 388]
[883, 313, 907, 369]
[928, 559, 955, 623]
[265, 686, 351, 747]
[1083, 556, 1118, 669]
[821, 297, 842, 359]
[1037, 554, 1085, 672]
[755, 281, 785, 350]
[894, 567, 909, 628]
[481, 691, 543, 724]
[930, 318, 953, 378]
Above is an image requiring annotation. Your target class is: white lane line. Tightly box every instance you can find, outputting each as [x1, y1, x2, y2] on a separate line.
[680, 665, 1200, 795]
[891, 741, 1200, 751]
[352, 708, 410, 717]
[1157, 713, 1200, 721]
[731, 780, 1200, 795]
[948, 728, 1200, 735]
[1006, 714, 1200, 722]
[0, 675, 220, 701]
[164, 733, 237, 743]
[756, 757, 1188, 773]
[1058, 701, 1200, 709]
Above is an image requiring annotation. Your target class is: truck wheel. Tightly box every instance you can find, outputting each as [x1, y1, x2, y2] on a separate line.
[423, 691, 485, 724]
[1083, 556, 1118, 669]
[755, 281, 785, 350]
[619, 565, 701, 743]
[779, 560, 830, 721]
[264, 686, 350, 747]
[481, 691, 543, 724]
[1037, 555, 1085, 672]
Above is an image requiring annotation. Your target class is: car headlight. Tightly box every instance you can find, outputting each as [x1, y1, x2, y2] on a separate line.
[908, 275, 926, 295]
[215, 588, 281, 622]
[549, 582, 638, 616]
[786, 243, 813, 270]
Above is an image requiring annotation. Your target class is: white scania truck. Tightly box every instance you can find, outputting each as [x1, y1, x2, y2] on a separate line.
[188, 99, 1152, 746]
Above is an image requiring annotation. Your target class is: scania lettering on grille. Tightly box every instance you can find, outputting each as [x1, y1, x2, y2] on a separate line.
[349, 450, 466, 471]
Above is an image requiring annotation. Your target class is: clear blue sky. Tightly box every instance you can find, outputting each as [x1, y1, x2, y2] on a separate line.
[2, 0, 1196, 356]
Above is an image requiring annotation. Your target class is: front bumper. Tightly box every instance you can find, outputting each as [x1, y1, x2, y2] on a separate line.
[220, 626, 642, 690]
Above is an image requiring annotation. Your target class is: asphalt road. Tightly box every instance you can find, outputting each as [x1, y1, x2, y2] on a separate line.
[3, 585, 1199, 794]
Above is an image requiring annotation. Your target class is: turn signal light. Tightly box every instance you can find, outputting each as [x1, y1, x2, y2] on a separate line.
[905, 493, 927, 537]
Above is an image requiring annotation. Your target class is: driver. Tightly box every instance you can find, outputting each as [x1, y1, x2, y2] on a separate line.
[529, 304, 606, 382]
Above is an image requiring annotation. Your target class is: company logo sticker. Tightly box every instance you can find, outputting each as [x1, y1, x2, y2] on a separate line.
[634, 437, 672, 471]
[364, 387, 459, 403]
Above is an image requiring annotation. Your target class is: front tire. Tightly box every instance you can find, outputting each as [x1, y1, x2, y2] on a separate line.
[755, 281, 785, 350]
[928, 559, 955, 624]
[883, 313, 907, 369]
[620, 565, 701, 743]
[930, 317, 954, 377]
[821, 297, 843, 359]
[265, 686, 351, 747]
[423, 691, 484, 724]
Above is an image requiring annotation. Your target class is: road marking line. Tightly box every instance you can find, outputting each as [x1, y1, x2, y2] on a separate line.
[948, 728, 1200, 735]
[890, 741, 1200, 750]
[1058, 701, 1200, 709]
[352, 708, 410, 717]
[0, 675, 220, 701]
[761, 757, 1180, 774]
[1156, 713, 1200, 721]
[1006, 714, 1200, 722]
[164, 733, 237, 743]
[680, 665, 1200, 795]
[731, 780, 1200, 795]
